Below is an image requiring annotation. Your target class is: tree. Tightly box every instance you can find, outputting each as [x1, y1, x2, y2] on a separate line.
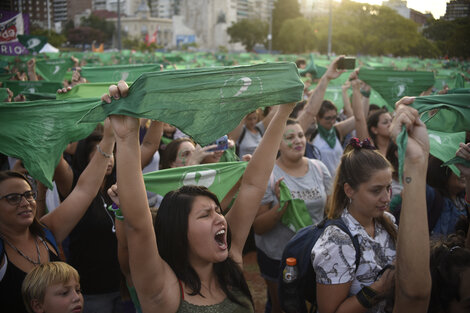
[227, 18, 268, 51]
[67, 27, 107, 45]
[272, 0, 301, 50]
[30, 27, 66, 47]
[79, 14, 115, 44]
[424, 18, 470, 58]
[277, 17, 316, 53]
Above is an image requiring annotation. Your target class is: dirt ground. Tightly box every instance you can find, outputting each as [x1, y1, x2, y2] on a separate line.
[243, 251, 268, 313]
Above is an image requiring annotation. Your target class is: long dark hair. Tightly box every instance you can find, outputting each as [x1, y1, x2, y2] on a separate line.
[0, 171, 45, 238]
[160, 138, 195, 170]
[154, 185, 253, 308]
[328, 143, 397, 242]
[367, 109, 389, 143]
[428, 235, 470, 313]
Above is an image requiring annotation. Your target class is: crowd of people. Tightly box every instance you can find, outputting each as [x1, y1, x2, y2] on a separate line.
[0, 53, 469, 313]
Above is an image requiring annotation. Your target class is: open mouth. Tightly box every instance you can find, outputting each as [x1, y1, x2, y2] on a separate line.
[215, 229, 227, 249]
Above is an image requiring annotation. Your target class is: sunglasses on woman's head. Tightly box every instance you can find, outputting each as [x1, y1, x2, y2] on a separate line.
[0, 190, 37, 205]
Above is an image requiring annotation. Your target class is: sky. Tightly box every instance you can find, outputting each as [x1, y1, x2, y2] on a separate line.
[348, 0, 448, 19]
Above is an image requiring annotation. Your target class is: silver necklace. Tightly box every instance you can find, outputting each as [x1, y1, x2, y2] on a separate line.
[1, 235, 41, 265]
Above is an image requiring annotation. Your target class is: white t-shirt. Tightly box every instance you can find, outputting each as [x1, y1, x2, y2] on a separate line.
[312, 133, 343, 178]
[255, 159, 332, 261]
[237, 121, 265, 157]
[311, 210, 396, 313]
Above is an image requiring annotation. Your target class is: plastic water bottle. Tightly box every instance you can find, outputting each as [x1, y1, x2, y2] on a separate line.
[282, 257, 303, 313]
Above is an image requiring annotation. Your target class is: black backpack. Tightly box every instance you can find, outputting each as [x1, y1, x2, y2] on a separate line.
[278, 218, 361, 313]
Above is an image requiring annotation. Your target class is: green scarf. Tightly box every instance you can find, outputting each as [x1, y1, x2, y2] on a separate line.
[278, 181, 312, 232]
[317, 125, 337, 149]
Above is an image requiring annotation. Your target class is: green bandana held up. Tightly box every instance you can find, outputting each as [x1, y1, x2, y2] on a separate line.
[143, 162, 247, 200]
[56, 82, 119, 100]
[396, 94, 470, 182]
[278, 181, 312, 232]
[317, 124, 337, 149]
[358, 68, 435, 111]
[17, 35, 47, 53]
[0, 98, 99, 189]
[3, 81, 63, 97]
[79, 62, 304, 145]
[35, 58, 74, 82]
[80, 63, 162, 83]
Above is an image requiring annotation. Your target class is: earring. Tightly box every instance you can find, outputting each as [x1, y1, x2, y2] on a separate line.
[349, 198, 352, 205]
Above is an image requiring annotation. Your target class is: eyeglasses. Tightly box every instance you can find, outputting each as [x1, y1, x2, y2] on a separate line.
[322, 115, 337, 121]
[0, 191, 37, 205]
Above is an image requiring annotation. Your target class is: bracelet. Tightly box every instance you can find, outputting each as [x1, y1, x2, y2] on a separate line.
[96, 144, 112, 158]
[360, 89, 371, 98]
[356, 286, 379, 309]
[107, 203, 124, 220]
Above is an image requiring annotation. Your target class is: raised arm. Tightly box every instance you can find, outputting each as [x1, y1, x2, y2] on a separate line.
[226, 102, 295, 265]
[40, 119, 116, 243]
[341, 80, 353, 118]
[297, 56, 345, 132]
[349, 72, 368, 140]
[140, 120, 163, 169]
[106, 81, 180, 312]
[390, 97, 431, 313]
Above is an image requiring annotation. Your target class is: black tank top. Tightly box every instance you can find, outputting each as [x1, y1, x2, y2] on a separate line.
[0, 239, 60, 313]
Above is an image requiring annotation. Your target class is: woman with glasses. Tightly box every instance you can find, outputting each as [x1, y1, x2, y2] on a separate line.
[0, 119, 115, 313]
[297, 57, 364, 178]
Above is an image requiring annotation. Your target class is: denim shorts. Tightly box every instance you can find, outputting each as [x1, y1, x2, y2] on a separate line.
[256, 248, 281, 282]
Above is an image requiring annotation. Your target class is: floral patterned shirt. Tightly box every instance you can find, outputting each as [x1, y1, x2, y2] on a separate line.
[311, 209, 396, 313]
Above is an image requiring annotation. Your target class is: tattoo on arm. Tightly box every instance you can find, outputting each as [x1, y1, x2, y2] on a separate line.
[405, 177, 412, 184]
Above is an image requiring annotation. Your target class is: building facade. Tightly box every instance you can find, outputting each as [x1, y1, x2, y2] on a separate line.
[444, 0, 470, 20]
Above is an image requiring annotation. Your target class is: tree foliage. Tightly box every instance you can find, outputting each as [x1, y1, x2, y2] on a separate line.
[272, 0, 301, 50]
[67, 27, 107, 45]
[227, 18, 268, 51]
[30, 27, 66, 47]
[278, 17, 316, 53]
[304, 0, 440, 57]
[423, 18, 470, 58]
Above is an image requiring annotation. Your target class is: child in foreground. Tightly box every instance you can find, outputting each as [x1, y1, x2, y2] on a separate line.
[22, 262, 83, 313]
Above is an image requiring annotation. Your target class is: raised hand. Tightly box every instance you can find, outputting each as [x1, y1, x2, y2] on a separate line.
[102, 81, 140, 140]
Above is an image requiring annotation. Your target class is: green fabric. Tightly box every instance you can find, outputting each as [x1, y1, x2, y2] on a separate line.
[428, 130, 466, 176]
[396, 126, 407, 184]
[0, 99, 99, 189]
[317, 125, 337, 149]
[79, 62, 304, 145]
[299, 54, 318, 77]
[35, 58, 74, 82]
[126, 284, 142, 313]
[396, 94, 470, 181]
[56, 82, 117, 100]
[17, 35, 47, 53]
[0, 88, 9, 102]
[160, 136, 173, 145]
[358, 68, 435, 110]
[447, 88, 470, 94]
[443, 156, 470, 168]
[278, 181, 312, 232]
[219, 145, 239, 162]
[80, 64, 162, 82]
[3, 81, 62, 96]
[411, 94, 470, 134]
[143, 162, 247, 201]
[22, 91, 56, 100]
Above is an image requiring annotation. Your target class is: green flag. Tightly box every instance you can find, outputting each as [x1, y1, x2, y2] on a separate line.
[3, 81, 62, 97]
[56, 82, 118, 100]
[278, 181, 312, 232]
[143, 162, 247, 200]
[79, 62, 304, 145]
[35, 58, 74, 82]
[0, 99, 99, 189]
[22, 91, 57, 100]
[17, 35, 47, 53]
[359, 68, 435, 110]
[80, 64, 162, 82]
[0, 88, 10, 102]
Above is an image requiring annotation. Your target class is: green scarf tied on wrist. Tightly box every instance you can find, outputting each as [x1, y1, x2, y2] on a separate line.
[317, 125, 337, 149]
